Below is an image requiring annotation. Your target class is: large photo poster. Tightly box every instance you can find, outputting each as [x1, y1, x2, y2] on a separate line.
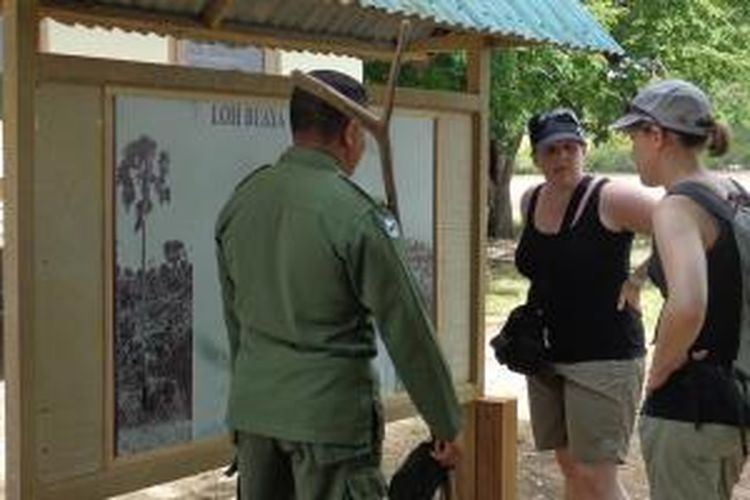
[113, 92, 434, 456]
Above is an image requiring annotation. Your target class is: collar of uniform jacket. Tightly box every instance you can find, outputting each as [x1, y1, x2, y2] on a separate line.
[281, 146, 347, 174]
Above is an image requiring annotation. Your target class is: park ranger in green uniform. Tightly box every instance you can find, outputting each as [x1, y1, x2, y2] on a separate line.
[215, 70, 463, 499]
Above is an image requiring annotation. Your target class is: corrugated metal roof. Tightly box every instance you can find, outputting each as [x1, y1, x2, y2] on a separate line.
[358, 0, 622, 53]
[42, 0, 623, 56]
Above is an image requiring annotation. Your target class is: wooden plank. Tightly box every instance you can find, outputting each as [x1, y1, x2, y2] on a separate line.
[34, 83, 105, 483]
[370, 84, 481, 113]
[384, 383, 478, 423]
[201, 0, 234, 29]
[104, 86, 116, 467]
[4, 1, 38, 499]
[476, 398, 518, 500]
[410, 33, 485, 53]
[466, 47, 491, 392]
[38, 53, 294, 98]
[432, 117, 441, 334]
[38, 2, 422, 61]
[436, 112, 473, 383]
[35, 381, 476, 499]
[455, 400, 478, 500]
[410, 33, 533, 53]
[38, 54, 481, 114]
[38, 18, 50, 52]
[452, 45, 491, 500]
[36, 438, 233, 500]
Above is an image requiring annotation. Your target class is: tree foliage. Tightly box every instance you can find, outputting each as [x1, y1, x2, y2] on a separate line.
[364, 0, 750, 235]
[365, 0, 750, 147]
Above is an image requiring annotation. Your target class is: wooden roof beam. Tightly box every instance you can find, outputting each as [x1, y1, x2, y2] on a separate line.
[409, 33, 484, 53]
[38, 2, 429, 61]
[201, 0, 233, 29]
[407, 32, 533, 53]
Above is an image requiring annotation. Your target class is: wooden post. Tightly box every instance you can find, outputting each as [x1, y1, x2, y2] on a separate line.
[455, 401, 478, 500]
[476, 398, 517, 500]
[454, 41, 496, 500]
[457, 398, 517, 500]
[466, 40, 491, 411]
[4, 1, 38, 499]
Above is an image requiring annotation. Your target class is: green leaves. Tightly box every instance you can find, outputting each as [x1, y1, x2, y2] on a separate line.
[364, 0, 750, 162]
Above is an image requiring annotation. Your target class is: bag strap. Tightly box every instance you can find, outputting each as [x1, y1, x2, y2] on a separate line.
[560, 175, 593, 231]
[570, 177, 608, 228]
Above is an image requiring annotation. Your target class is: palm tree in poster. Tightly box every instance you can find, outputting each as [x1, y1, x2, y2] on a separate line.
[116, 135, 171, 410]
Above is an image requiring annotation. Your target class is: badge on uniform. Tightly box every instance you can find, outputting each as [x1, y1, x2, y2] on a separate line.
[381, 213, 401, 239]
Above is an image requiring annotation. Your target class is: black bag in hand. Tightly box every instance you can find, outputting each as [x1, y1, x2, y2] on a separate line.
[490, 304, 549, 375]
[389, 441, 449, 500]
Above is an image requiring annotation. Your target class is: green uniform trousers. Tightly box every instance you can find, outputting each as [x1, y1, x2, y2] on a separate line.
[236, 431, 387, 500]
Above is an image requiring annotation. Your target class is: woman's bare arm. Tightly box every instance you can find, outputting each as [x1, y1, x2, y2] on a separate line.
[646, 197, 708, 393]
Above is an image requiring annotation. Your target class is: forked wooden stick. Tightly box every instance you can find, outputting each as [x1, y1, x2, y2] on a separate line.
[291, 21, 412, 224]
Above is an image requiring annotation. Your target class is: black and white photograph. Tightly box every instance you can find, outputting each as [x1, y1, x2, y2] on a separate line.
[113, 93, 435, 455]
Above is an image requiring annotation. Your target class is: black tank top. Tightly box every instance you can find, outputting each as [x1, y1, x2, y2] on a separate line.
[515, 176, 645, 363]
[644, 181, 743, 425]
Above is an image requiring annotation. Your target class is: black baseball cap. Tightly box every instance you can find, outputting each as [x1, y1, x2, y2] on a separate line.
[528, 108, 586, 150]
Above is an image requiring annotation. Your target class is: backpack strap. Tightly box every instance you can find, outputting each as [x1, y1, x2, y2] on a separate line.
[730, 178, 750, 196]
[729, 178, 750, 207]
[668, 181, 735, 225]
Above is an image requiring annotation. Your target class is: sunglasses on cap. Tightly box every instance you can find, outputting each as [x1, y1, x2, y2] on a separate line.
[529, 108, 581, 135]
[528, 108, 585, 149]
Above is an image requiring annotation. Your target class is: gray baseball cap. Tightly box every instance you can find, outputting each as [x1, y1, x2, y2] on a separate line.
[611, 79, 715, 136]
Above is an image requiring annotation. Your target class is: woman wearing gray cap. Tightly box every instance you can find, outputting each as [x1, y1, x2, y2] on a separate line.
[516, 108, 655, 500]
[613, 79, 745, 500]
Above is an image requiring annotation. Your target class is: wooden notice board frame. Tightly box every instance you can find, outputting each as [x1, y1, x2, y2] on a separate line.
[5, 50, 488, 499]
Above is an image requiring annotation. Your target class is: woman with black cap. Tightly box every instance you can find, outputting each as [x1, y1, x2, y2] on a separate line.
[516, 107, 655, 500]
[613, 79, 746, 500]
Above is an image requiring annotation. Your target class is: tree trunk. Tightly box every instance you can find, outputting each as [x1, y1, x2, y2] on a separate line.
[487, 134, 523, 239]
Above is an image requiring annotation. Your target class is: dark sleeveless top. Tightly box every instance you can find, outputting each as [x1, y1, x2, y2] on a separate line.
[644, 181, 743, 425]
[515, 176, 645, 363]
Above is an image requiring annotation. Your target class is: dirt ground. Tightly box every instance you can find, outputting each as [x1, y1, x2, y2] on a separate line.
[116, 412, 750, 500]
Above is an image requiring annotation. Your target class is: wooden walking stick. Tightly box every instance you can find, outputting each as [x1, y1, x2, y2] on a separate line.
[290, 21, 411, 224]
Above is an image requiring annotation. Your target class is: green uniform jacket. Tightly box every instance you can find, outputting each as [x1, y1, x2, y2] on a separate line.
[215, 147, 462, 446]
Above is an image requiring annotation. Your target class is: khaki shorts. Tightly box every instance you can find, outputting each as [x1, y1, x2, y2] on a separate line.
[639, 416, 747, 500]
[527, 357, 644, 464]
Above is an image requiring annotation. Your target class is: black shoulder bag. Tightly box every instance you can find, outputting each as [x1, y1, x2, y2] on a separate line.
[490, 302, 549, 375]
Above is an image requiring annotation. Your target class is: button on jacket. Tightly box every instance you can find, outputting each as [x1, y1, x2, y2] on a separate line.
[215, 146, 461, 446]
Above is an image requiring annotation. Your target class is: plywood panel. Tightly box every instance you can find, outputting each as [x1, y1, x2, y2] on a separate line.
[436, 112, 473, 384]
[34, 83, 105, 482]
